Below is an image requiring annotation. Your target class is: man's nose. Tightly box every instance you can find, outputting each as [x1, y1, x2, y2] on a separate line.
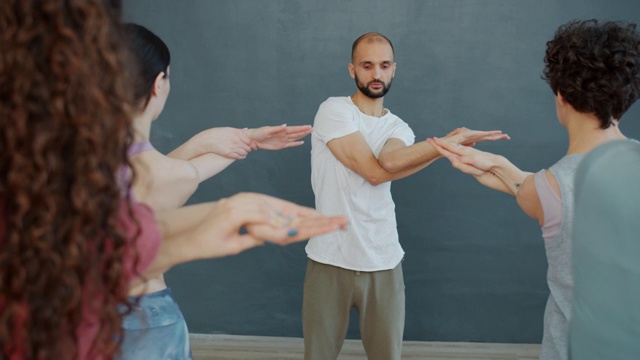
[372, 66, 382, 78]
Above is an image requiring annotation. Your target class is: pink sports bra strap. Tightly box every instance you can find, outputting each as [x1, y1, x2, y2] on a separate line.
[128, 142, 155, 158]
[533, 169, 561, 240]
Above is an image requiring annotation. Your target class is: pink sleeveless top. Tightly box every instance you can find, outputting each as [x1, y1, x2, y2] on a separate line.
[76, 200, 161, 359]
[0, 190, 162, 359]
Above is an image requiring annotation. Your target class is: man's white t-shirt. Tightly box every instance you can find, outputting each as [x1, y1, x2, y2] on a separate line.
[306, 96, 415, 271]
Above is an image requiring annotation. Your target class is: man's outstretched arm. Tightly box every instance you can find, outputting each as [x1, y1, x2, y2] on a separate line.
[378, 128, 510, 173]
[328, 128, 510, 186]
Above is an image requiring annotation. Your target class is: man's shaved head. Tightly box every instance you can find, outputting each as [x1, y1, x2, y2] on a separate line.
[351, 32, 395, 62]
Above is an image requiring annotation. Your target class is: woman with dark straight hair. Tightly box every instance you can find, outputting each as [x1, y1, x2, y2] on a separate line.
[120, 23, 315, 359]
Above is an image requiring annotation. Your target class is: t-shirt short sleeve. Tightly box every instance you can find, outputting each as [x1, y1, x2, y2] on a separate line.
[313, 98, 359, 144]
[388, 121, 415, 147]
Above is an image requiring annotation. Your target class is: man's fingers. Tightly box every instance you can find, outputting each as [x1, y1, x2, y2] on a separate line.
[432, 137, 469, 155]
[465, 131, 510, 143]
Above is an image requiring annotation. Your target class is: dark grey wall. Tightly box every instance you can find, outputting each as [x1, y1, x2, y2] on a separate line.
[123, 0, 640, 343]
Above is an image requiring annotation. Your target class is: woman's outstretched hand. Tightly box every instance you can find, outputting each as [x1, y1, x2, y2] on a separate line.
[247, 124, 314, 150]
[190, 192, 347, 258]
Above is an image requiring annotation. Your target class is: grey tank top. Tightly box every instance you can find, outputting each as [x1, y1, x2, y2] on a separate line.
[537, 154, 584, 360]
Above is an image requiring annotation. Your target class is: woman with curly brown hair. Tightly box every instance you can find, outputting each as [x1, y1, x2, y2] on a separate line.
[0, 0, 148, 358]
[0, 1, 347, 359]
[428, 19, 640, 360]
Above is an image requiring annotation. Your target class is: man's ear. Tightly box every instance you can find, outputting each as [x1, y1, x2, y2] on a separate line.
[151, 71, 165, 96]
[348, 63, 355, 79]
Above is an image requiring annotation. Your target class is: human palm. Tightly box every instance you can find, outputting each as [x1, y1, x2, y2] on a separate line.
[248, 125, 313, 150]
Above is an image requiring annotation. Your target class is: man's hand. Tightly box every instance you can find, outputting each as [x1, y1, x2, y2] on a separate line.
[444, 127, 510, 147]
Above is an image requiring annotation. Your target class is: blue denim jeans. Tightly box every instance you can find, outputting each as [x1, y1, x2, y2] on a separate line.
[119, 288, 192, 360]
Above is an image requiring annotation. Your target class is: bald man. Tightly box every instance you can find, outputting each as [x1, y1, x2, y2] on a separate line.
[303, 32, 509, 360]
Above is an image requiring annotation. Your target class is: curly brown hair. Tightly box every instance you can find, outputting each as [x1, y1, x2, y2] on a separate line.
[543, 19, 640, 129]
[0, 0, 139, 358]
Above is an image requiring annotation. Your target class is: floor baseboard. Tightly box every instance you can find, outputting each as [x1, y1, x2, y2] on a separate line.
[189, 334, 540, 360]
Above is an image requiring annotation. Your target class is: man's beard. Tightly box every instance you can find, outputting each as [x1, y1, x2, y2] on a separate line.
[355, 75, 392, 99]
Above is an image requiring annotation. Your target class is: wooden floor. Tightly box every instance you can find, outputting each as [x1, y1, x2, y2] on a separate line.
[190, 334, 540, 360]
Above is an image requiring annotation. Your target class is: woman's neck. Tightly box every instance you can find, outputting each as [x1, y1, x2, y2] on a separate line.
[133, 110, 154, 143]
[566, 114, 626, 155]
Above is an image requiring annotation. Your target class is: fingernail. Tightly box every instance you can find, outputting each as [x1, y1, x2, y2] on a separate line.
[287, 228, 298, 237]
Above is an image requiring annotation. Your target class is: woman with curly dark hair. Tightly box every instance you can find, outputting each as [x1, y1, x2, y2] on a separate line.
[0, 0, 150, 358]
[428, 19, 640, 360]
[0, 1, 347, 359]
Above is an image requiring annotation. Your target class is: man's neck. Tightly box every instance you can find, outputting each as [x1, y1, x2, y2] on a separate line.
[351, 93, 386, 117]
